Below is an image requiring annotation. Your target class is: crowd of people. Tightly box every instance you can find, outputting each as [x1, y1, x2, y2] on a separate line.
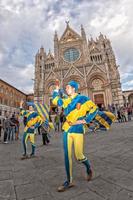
[0, 111, 65, 145]
[117, 106, 132, 122]
[0, 113, 19, 143]
[0, 104, 132, 144]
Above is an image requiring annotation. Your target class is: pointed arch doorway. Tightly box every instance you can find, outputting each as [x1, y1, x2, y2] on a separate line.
[94, 93, 105, 109]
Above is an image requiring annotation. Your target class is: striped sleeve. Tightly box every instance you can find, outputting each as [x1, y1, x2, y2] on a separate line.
[20, 108, 28, 116]
[52, 90, 71, 108]
[84, 99, 98, 124]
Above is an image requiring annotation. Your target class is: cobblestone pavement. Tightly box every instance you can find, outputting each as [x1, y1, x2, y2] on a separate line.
[0, 121, 133, 200]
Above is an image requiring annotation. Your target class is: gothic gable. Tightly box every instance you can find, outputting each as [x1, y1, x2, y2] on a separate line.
[46, 52, 54, 61]
[45, 70, 60, 81]
[63, 65, 84, 79]
[60, 25, 81, 43]
[86, 64, 106, 76]
[90, 47, 100, 54]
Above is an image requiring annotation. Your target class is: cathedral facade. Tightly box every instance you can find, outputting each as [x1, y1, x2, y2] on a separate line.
[34, 23, 123, 110]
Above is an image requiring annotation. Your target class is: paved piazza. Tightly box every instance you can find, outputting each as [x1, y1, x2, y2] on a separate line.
[0, 121, 133, 200]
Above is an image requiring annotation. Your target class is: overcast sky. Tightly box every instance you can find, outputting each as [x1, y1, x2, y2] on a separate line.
[0, 0, 133, 93]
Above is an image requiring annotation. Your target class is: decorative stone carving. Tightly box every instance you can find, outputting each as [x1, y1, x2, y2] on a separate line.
[92, 78, 103, 90]
[64, 66, 84, 79]
[45, 70, 57, 81]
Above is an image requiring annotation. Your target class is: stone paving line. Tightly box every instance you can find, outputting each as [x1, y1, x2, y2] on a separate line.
[0, 121, 133, 200]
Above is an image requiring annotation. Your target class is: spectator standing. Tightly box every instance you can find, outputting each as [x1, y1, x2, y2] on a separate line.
[54, 114, 60, 132]
[0, 119, 2, 141]
[10, 114, 16, 141]
[127, 106, 132, 121]
[3, 116, 10, 143]
[14, 115, 20, 140]
[117, 109, 122, 123]
[40, 122, 50, 145]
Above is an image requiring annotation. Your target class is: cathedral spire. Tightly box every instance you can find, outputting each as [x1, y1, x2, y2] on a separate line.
[40, 46, 44, 54]
[47, 49, 54, 60]
[99, 32, 104, 40]
[54, 31, 58, 41]
[90, 35, 94, 42]
[81, 24, 86, 41]
[65, 20, 70, 28]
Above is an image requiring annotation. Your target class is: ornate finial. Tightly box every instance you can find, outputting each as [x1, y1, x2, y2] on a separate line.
[65, 20, 69, 26]
[81, 24, 86, 40]
[54, 30, 58, 41]
[90, 34, 93, 41]
[99, 32, 103, 37]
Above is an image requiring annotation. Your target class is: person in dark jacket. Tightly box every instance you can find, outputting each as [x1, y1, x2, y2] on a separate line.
[40, 121, 50, 145]
[3, 116, 10, 143]
[9, 114, 16, 141]
[0, 119, 2, 141]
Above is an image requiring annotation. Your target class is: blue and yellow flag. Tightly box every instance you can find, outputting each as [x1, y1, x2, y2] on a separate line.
[88, 111, 116, 132]
[34, 103, 49, 122]
[27, 102, 50, 129]
[27, 101, 49, 122]
[34, 103, 51, 130]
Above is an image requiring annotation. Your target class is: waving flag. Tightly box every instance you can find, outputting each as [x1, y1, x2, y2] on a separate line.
[27, 102, 50, 130]
[88, 111, 116, 132]
[34, 103, 49, 122]
[27, 102, 49, 121]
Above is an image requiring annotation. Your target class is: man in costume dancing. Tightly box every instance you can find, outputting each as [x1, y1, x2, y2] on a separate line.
[52, 80, 98, 192]
[20, 100, 43, 159]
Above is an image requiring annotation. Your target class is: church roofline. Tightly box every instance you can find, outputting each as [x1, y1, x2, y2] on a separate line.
[59, 22, 82, 42]
[46, 50, 54, 60]
[0, 78, 27, 95]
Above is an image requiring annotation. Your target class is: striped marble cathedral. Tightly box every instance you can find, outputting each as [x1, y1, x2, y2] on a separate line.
[34, 22, 123, 111]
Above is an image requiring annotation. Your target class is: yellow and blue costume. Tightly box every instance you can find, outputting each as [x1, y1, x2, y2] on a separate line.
[52, 84, 98, 183]
[20, 107, 43, 156]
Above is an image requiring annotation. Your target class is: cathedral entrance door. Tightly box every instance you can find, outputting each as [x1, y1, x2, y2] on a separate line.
[94, 94, 105, 109]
